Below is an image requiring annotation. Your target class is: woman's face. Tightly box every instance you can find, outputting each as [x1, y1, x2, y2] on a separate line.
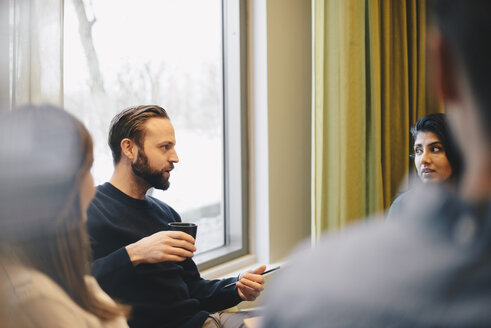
[414, 131, 453, 184]
[80, 171, 96, 219]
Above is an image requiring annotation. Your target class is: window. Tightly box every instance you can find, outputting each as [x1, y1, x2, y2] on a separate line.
[6, 0, 247, 269]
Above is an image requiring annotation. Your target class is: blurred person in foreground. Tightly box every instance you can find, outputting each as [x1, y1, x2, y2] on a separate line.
[387, 113, 463, 220]
[262, 1, 491, 327]
[0, 105, 129, 327]
[87, 105, 265, 328]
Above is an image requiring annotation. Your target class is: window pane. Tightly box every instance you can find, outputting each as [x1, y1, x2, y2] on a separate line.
[64, 0, 224, 253]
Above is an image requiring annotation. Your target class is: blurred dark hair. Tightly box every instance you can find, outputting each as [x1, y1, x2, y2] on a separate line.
[411, 113, 463, 182]
[108, 105, 169, 164]
[431, 0, 491, 140]
[0, 104, 128, 321]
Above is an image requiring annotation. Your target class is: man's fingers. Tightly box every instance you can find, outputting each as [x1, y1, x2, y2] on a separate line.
[169, 238, 196, 252]
[165, 245, 195, 258]
[166, 230, 196, 244]
[164, 232, 196, 252]
[241, 273, 265, 284]
[237, 282, 261, 300]
[165, 254, 188, 262]
[130, 230, 197, 265]
[250, 265, 266, 275]
[236, 282, 253, 291]
[238, 278, 264, 291]
[237, 270, 266, 295]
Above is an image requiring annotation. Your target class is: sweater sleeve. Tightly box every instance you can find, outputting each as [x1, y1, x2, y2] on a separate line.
[180, 259, 242, 313]
[91, 247, 135, 291]
[189, 277, 243, 312]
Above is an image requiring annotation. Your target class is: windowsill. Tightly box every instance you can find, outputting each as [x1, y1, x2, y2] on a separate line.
[201, 256, 284, 282]
[200, 254, 258, 280]
[195, 240, 249, 271]
[201, 256, 285, 310]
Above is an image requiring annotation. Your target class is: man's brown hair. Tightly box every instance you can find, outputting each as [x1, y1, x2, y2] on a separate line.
[108, 105, 169, 164]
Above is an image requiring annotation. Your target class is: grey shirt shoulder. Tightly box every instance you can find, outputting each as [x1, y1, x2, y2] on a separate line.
[262, 185, 491, 327]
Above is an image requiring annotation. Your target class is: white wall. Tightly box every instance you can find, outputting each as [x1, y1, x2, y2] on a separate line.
[250, 0, 312, 265]
[202, 0, 311, 279]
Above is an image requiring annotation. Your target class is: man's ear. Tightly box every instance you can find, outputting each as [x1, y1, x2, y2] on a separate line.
[120, 138, 138, 161]
[429, 28, 460, 103]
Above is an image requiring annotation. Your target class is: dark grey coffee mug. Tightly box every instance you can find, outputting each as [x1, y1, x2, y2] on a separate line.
[168, 222, 197, 239]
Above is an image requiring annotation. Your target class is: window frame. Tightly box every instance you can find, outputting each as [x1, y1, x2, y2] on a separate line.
[0, 0, 9, 112]
[195, 0, 249, 270]
[4, 0, 249, 270]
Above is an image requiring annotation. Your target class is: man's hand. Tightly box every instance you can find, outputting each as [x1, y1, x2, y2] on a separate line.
[125, 230, 196, 266]
[236, 265, 266, 301]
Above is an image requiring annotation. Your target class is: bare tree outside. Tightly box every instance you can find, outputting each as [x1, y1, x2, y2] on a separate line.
[71, 0, 104, 94]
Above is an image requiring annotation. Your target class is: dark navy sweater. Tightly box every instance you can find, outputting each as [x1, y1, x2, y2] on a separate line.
[87, 183, 241, 328]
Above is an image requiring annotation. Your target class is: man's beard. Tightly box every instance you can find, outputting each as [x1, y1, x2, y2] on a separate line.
[131, 150, 171, 190]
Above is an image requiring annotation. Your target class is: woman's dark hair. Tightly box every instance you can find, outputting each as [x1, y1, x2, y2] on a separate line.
[0, 104, 128, 321]
[411, 113, 463, 182]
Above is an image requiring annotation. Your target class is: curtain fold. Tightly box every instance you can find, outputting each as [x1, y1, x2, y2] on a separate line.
[11, 0, 63, 107]
[313, 0, 443, 239]
[313, 0, 367, 236]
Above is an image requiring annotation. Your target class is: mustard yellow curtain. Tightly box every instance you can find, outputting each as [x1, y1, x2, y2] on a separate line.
[313, 0, 442, 239]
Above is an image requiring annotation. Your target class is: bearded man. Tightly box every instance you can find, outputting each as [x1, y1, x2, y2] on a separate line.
[87, 105, 265, 328]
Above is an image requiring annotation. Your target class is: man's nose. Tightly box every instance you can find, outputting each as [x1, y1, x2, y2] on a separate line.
[170, 149, 179, 163]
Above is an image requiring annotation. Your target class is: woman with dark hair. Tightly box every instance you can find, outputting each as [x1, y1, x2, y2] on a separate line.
[0, 105, 129, 327]
[387, 113, 462, 219]
[411, 113, 462, 184]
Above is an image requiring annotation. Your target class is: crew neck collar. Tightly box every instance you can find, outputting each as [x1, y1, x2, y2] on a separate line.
[101, 182, 153, 209]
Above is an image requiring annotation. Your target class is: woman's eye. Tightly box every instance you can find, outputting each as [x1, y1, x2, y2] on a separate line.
[414, 148, 422, 155]
[432, 146, 443, 152]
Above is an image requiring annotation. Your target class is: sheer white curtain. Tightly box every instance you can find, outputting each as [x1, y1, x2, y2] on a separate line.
[10, 0, 63, 107]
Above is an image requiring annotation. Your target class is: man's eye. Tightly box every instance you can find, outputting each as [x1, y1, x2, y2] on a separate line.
[162, 145, 170, 150]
